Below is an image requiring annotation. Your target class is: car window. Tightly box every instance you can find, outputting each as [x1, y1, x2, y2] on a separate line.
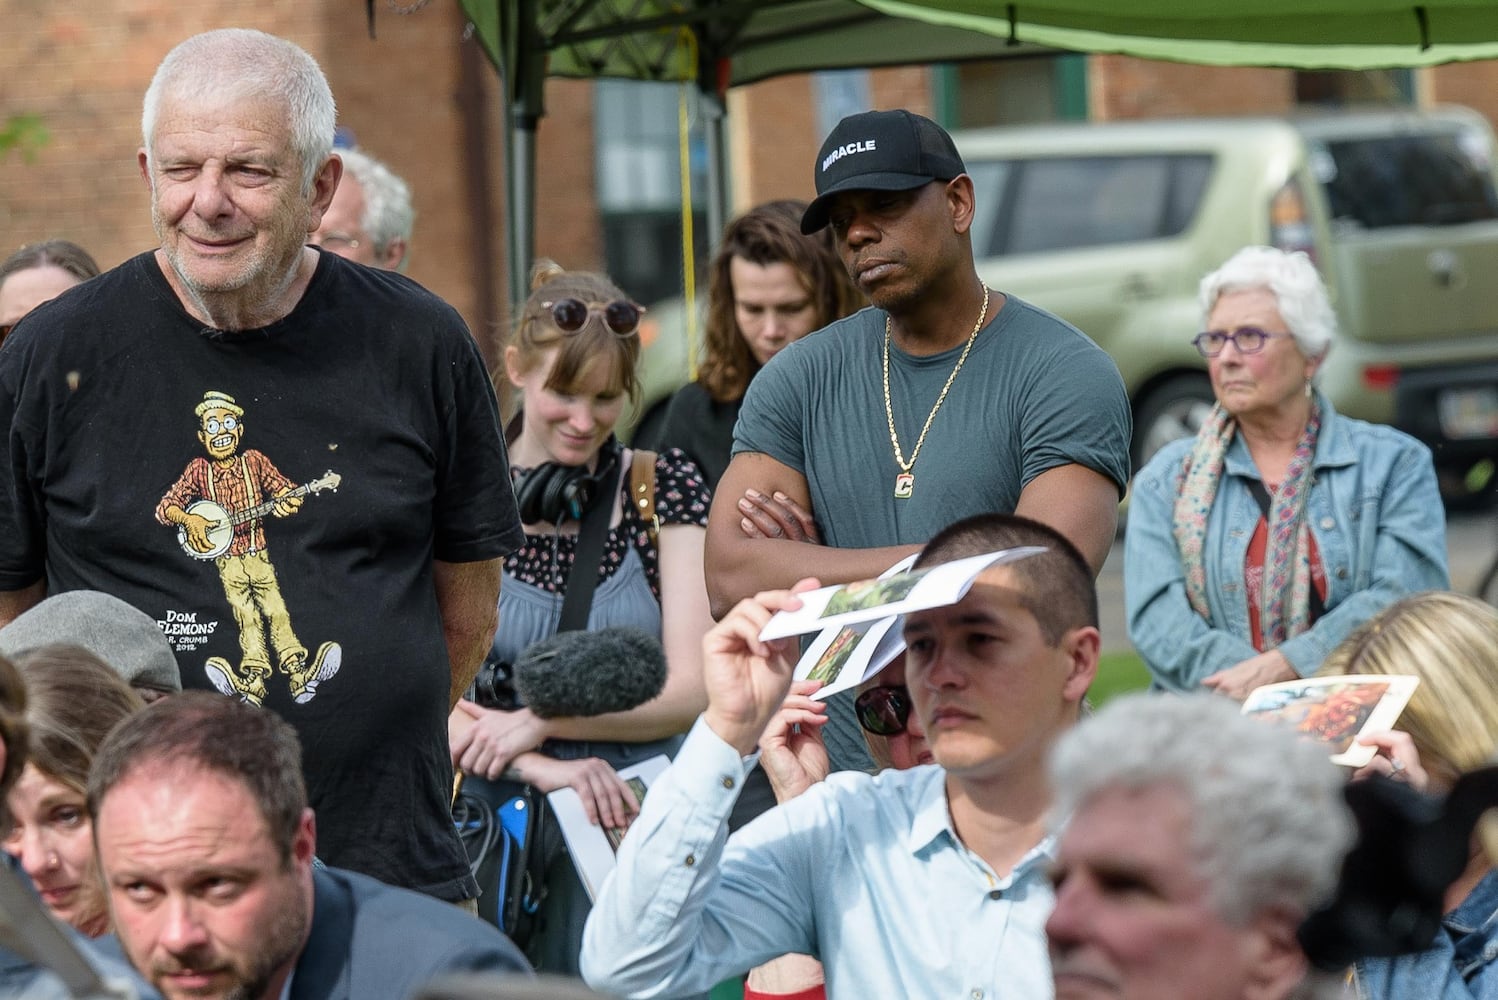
[1314, 130, 1498, 229]
[997, 155, 1212, 255]
[966, 159, 1012, 259]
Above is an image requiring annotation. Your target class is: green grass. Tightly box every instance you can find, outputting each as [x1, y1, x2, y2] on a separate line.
[1090, 650, 1153, 706]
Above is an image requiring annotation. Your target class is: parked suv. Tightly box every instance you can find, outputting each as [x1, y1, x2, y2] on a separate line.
[631, 107, 1498, 503]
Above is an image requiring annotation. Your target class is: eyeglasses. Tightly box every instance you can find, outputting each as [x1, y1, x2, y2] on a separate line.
[1192, 326, 1290, 357]
[541, 298, 644, 337]
[855, 684, 913, 737]
[313, 232, 362, 251]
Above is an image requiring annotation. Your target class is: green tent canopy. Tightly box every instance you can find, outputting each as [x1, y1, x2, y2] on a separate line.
[459, 0, 1498, 306]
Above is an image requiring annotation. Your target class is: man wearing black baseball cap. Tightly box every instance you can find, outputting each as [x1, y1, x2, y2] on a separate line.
[705, 108, 1131, 774]
[798, 109, 968, 235]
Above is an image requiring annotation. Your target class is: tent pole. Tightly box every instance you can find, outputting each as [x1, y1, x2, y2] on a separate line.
[503, 106, 538, 315]
[701, 87, 729, 244]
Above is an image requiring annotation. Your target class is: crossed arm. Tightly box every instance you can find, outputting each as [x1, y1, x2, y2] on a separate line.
[706, 452, 1121, 618]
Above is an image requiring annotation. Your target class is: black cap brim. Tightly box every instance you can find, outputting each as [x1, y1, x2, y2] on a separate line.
[800, 172, 940, 234]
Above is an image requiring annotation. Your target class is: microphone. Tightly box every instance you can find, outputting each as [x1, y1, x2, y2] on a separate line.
[513, 627, 668, 719]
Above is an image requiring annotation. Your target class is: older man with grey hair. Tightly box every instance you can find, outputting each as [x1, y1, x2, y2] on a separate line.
[312, 146, 414, 270]
[1045, 692, 1354, 1000]
[0, 27, 524, 904]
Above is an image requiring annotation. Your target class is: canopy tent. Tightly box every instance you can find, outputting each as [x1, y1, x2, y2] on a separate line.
[455, 0, 1498, 307]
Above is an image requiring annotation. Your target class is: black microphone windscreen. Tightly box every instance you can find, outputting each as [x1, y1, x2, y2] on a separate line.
[513, 626, 668, 719]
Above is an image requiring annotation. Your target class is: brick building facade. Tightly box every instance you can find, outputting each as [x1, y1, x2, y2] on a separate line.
[4, 2, 1498, 368]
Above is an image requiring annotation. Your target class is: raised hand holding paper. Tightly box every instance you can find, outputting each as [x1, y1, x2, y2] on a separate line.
[793, 554, 915, 700]
[759, 546, 1048, 641]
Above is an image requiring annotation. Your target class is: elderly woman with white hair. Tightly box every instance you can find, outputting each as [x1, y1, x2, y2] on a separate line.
[1125, 246, 1449, 697]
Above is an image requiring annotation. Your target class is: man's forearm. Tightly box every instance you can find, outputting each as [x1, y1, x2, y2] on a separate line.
[433, 558, 501, 708]
[0, 580, 46, 630]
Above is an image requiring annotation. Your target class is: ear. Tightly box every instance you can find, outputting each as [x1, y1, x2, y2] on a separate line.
[945, 175, 977, 236]
[138, 148, 152, 189]
[1304, 350, 1325, 385]
[1242, 906, 1310, 1000]
[379, 237, 408, 271]
[504, 345, 528, 390]
[292, 807, 317, 868]
[1060, 626, 1102, 704]
[306, 154, 343, 231]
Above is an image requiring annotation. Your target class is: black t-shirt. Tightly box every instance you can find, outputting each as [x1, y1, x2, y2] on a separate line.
[0, 250, 524, 900]
[650, 381, 742, 492]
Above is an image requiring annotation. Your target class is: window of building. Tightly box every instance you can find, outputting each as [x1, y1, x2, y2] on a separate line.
[1295, 69, 1415, 106]
[935, 54, 1088, 128]
[594, 80, 708, 306]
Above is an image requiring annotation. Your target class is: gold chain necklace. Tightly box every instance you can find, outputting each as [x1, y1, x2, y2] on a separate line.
[882, 285, 989, 499]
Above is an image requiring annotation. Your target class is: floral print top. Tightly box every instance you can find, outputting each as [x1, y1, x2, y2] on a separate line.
[504, 447, 710, 601]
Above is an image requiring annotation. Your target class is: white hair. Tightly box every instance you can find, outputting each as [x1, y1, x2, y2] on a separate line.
[1198, 246, 1337, 361]
[1051, 692, 1353, 928]
[141, 28, 336, 195]
[337, 147, 415, 261]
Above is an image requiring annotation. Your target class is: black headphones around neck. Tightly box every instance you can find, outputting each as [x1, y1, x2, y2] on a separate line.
[511, 437, 622, 526]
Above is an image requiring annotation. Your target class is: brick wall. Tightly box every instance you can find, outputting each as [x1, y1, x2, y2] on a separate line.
[0, 1, 514, 364]
[1426, 61, 1498, 132]
[532, 79, 603, 275]
[728, 75, 821, 210]
[1089, 56, 1295, 120]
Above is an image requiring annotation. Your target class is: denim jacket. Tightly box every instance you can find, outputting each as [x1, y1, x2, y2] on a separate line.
[1125, 394, 1449, 691]
[1354, 868, 1498, 999]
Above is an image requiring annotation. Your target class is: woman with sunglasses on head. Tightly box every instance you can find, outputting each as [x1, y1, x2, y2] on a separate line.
[744, 657, 933, 1000]
[1125, 246, 1448, 699]
[450, 260, 713, 975]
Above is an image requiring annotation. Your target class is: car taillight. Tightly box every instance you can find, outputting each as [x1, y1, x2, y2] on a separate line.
[1270, 179, 1317, 266]
[1362, 365, 1400, 391]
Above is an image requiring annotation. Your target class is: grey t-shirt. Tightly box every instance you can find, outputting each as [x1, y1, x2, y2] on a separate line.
[733, 294, 1131, 770]
[735, 295, 1131, 544]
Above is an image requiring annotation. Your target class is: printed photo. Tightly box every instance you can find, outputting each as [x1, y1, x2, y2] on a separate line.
[604, 776, 650, 853]
[1241, 674, 1420, 767]
[805, 627, 862, 686]
[821, 569, 930, 619]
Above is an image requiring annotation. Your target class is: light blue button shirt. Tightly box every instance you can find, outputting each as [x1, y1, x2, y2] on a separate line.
[581, 718, 1055, 1000]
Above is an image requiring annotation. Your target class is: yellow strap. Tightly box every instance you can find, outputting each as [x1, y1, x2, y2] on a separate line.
[677, 27, 699, 381]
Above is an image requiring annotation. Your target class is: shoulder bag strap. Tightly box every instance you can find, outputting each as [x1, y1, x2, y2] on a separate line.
[630, 448, 659, 545]
[555, 451, 624, 633]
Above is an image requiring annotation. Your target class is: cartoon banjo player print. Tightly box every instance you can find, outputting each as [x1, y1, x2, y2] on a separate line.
[155, 390, 342, 706]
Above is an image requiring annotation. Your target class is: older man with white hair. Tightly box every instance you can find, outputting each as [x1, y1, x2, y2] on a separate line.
[1046, 692, 1355, 1000]
[0, 28, 524, 904]
[312, 146, 414, 270]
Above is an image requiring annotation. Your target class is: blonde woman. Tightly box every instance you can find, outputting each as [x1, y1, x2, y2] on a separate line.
[1321, 591, 1498, 999]
[449, 261, 713, 975]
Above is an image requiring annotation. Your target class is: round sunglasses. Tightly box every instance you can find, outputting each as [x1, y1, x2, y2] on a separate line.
[854, 684, 912, 737]
[541, 298, 644, 337]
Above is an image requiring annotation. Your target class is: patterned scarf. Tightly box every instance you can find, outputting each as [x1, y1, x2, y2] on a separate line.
[1172, 400, 1322, 648]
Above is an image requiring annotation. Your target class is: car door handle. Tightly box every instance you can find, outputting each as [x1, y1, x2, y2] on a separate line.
[1119, 273, 1159, 300]
[1427, 249, 1466, 290]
